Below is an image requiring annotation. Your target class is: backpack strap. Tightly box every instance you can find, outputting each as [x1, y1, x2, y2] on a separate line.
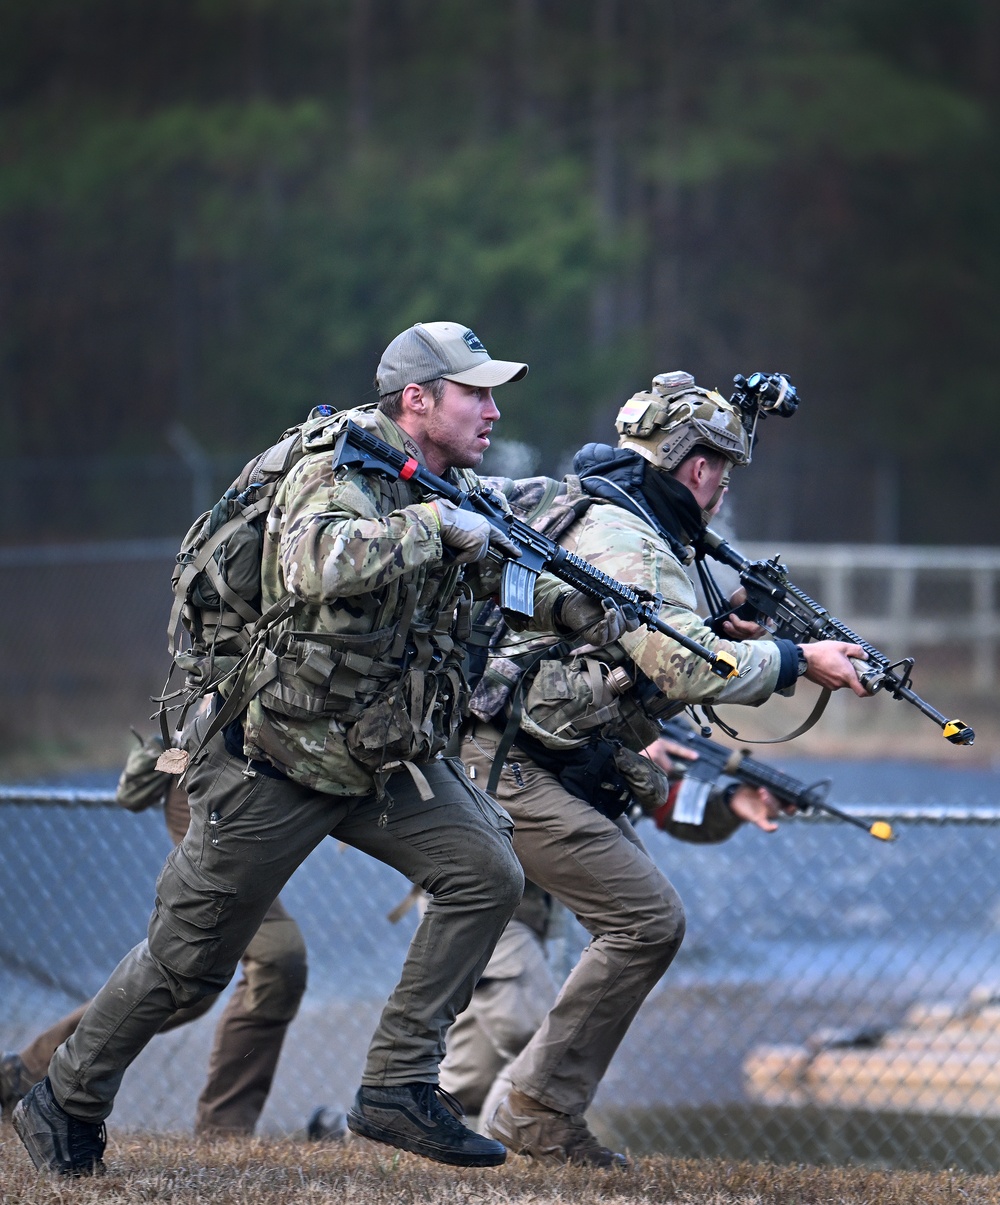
[167, 488, 276, 656]
[161, 591, 305, 773]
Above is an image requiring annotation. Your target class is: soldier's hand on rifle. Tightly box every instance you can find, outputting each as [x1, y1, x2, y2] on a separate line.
[727, 785, 794, 833]
[640, 735, 698, 776]
[719, 587, 768, 639]
[558, 593, 639, 651]
[431, 498, 521, 563]
[801, 641, 870, 697]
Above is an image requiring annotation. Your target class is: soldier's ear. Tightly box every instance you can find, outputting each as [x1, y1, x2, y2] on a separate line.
[400, 383, 427, 415]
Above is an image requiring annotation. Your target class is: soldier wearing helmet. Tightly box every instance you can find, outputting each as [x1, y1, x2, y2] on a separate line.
[616, 370, 750, 468]
[459, 368, 869, 1168]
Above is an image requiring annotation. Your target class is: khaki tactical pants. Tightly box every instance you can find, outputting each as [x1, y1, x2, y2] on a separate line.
[439, 918, 558, 1121]
[49, 733, 522, 1123]
[461, 721, 686, 1116]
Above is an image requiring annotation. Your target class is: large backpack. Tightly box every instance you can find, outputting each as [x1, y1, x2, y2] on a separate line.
[158, 404, 351, 743]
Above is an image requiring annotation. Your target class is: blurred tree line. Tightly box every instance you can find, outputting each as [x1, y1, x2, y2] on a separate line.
[0, 0, 996, 543]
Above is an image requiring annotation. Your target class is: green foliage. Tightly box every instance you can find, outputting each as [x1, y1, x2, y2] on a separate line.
[0, 0, 996, 540]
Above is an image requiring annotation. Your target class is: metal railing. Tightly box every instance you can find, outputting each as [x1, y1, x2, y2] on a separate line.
[1, 537, 997, 772]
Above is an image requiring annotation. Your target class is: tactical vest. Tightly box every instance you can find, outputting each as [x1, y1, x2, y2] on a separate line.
[468, 474, 679, 818]
[162, 405, 474, 788]
[469, 474, 655, 739]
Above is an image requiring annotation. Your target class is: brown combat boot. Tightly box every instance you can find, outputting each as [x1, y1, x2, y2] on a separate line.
[485, 1088, 628, 1169]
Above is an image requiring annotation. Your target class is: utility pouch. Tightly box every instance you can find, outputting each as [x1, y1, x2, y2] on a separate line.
[257, 627, 397, 723]
[612, 744, 671, 812]
[346, 666, 469, 773]
[116, 733, 170, 813]
[509, 727, 633, 821]
[518, 656, 628, 750]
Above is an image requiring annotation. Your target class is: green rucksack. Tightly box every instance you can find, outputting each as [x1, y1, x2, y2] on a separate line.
[158, 404, 353, 741]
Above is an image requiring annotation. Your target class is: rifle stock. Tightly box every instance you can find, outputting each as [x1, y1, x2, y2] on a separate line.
[702, 528, 974, 747]
[333, 421, 738, 680]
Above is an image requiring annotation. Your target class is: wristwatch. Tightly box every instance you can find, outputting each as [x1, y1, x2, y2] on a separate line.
[795, 646, 809, 677]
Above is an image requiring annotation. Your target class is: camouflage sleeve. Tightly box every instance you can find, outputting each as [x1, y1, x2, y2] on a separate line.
[277, 456, 443, 602]
[655, 785, 743, 844]
[571, 509, 782, 706]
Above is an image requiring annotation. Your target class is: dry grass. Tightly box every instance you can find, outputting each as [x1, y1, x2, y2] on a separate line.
[2, 1132, 1000, 1205]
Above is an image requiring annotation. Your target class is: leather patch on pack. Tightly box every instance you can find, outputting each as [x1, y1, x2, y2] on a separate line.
[156, 747, 190, 776]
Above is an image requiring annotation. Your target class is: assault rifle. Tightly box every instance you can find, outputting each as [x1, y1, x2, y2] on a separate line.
[333, 420, 737, 680]
[700, 528, 974, 746]
[660, 717, 894, 841]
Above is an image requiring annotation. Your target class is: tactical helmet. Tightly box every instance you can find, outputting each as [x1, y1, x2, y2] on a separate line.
[615, 370, 750, 472]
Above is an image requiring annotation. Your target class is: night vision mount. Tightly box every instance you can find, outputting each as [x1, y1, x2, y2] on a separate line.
[730, 372, 799, 450]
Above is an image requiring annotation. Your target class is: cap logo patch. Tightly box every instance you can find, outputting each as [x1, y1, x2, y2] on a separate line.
[463, 329, 486, 353]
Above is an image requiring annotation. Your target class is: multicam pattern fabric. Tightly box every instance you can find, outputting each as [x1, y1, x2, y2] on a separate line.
[242, 407, 564, 797]
[481, 480, 783, 754]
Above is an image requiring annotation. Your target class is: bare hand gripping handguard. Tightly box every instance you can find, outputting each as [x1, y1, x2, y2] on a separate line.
[700, 528, 974, 747]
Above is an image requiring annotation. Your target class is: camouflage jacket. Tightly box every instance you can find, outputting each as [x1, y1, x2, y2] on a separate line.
[474, 475, 784, 755]
[242, 406, 565, 797]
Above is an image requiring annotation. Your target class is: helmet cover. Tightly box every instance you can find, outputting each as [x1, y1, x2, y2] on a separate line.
[615, 370, 750, 471]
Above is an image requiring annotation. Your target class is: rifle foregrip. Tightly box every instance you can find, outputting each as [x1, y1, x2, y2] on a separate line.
[850, 656, 885, 695]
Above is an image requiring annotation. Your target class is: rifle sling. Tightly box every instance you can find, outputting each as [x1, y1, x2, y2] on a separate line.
[703, 687, 831, 744]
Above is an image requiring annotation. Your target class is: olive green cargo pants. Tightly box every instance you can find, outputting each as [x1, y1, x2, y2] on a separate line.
[22, 770, 307, 1135]
[20, 897, 306, 1134]
[461, 721, 686, 1117]
[49, 732, 523, 1123]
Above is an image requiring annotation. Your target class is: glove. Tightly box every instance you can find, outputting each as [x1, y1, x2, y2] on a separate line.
[115, 732, 170, 813]
[558, 593, 638, 650]
[431, 499, 522, 564]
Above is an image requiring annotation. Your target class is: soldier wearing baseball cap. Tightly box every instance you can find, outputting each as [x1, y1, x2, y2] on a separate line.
[12, 314, 631, 1179]
[376, 322, 528, 397]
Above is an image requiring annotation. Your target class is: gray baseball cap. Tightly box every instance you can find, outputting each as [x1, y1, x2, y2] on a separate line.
[376, 321, 528, 396]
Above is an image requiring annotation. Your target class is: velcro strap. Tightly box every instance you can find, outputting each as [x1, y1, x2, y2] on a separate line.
[297, 649, 337, 685]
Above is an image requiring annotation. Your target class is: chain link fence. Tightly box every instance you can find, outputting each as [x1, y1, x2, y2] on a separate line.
[2, 536, 998, 1168]
[3, 780, 1000, 1171]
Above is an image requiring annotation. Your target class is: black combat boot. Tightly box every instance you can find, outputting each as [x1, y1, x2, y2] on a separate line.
[12, 1078, 107, 1177]
[306, 1104, 348, 1142]
[347, 1081, 507, 1167]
